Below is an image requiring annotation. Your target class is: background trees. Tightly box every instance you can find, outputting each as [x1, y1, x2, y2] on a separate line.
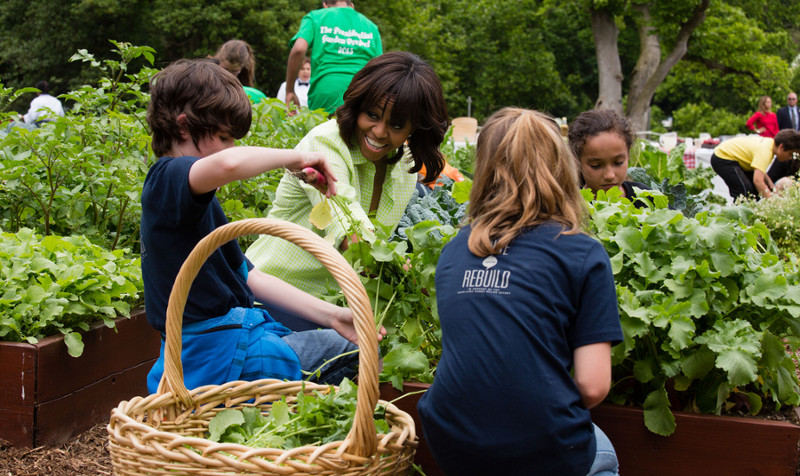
[0, 0, 316, 103]
[0, 0, 797, 135]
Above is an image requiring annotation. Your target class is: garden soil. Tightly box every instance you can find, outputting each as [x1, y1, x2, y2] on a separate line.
[1, 410, 799, 475]
[0, 423, 110, 475]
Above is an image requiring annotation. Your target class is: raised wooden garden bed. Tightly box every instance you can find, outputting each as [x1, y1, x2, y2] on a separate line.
[0, 309, 160, 447]
[379, 381, 444, 476]
[380, 382, 800, 476]
[591, 403, 800, 476]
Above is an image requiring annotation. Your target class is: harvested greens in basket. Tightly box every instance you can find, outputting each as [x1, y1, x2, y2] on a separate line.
[207, 378, 390, 449]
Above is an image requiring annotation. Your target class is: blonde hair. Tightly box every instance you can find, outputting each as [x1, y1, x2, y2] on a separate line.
[757, 95, 772, 113]
[468, 107, 586, 257]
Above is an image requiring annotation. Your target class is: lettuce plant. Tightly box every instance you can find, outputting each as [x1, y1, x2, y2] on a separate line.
[0, 228, 143, 357]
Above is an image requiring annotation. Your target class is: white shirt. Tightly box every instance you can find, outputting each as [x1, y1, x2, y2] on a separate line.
[23, 94, 64, 123]
[276, 79, 310, 108]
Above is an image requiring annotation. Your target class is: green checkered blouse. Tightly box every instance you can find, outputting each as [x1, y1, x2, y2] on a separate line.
[245, 119, 417, 296]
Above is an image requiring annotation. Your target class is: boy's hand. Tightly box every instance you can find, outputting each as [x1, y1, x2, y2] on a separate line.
[290, 152, 338, 197]
[331, 306, 387, 346]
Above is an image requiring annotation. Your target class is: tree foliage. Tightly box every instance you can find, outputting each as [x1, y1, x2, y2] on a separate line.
[0, 0, 797, 128]
[0, 0, 315, 106]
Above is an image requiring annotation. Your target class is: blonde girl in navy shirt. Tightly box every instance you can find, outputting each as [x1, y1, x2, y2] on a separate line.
[418, 108, 622, 475]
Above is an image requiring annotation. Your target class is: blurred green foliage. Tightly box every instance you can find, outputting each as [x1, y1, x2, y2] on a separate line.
[0, 0, 796, 129]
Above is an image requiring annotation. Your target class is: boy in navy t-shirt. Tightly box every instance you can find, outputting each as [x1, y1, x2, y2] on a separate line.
[141, 59, 378, 392]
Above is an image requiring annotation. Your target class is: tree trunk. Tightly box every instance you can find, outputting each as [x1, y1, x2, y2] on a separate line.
[626, 4, 661, 132]
[591, 7, 623, 115]
[625, 0, 710, 132]
[590, 0, 710, 132]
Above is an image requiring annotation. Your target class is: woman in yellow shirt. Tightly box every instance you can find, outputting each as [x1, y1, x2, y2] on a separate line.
[710, 130, 800, 200]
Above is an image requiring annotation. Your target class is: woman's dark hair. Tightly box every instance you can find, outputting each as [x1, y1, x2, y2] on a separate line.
[35, 80, 49, 94]
[147, 59, 252, 157]
[336, 51, 448, 182]
[567, 109, 635, 161]
[775, 129, 800, 151]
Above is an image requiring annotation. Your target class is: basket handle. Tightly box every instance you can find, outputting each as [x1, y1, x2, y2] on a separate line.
[159, 218, 379, 457]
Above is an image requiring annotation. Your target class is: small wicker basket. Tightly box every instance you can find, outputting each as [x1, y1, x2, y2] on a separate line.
[107, 218, 417, 475]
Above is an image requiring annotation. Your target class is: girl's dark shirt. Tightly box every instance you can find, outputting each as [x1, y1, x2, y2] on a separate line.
[622, 180, 651, 208]
[417, 222, 622, 475]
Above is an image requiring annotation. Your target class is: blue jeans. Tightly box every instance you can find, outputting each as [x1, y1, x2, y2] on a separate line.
[258, 301, 330, 332]
[282, 329, 358, 385]
[587, 424, 620, 475]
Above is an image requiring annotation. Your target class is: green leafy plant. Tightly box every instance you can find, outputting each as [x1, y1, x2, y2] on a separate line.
[392, 177, 468, 241]
[0, 123, 148, 252]
[0, 41, 153, 253]
[67, 40, 156, 117]
[0, 83, 38, 117]
[314, 184, 460, 389]
[245, 99, 329, 150]
[587, 189, 800, 435]
[738, 180, 800, 259]
[439, 126, 477, 177]
[206, 378, 389, 450]
[322, 179, 469, 389]
[0, 228, 143, 357]
[354, 220, 456, 389]
[628, 141, 727, 212]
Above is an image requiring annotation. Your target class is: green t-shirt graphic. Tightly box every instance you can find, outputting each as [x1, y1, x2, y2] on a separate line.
[291, 7, 382, 115]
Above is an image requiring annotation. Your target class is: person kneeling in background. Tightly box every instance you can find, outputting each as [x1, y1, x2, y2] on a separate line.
[710, 130, 800, 200]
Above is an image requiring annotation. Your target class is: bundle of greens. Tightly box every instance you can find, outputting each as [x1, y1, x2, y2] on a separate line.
[206, 378, 389, 449]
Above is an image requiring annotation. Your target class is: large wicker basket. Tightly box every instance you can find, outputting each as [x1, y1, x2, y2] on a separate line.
[107, 218, 417, 475]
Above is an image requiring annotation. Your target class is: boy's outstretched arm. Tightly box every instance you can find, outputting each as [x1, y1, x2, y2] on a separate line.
[573, 342, 612, 409]
[247, 269, 386, 346]
[188, 146, 337, 197]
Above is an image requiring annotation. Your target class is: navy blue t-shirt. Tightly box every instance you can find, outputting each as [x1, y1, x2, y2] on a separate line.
[417, 222, 622, 475]
[140, 156, 254, 333]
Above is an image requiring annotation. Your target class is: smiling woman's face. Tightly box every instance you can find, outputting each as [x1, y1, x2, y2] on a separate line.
[579, 131, 630, 196]
[356, 99, 413, 163]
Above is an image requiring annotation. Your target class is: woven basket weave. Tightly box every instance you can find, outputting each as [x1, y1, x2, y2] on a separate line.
[107, 218, 417, 475]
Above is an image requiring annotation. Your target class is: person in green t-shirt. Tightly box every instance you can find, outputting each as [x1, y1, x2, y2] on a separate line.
[284, 0, 382, 115]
